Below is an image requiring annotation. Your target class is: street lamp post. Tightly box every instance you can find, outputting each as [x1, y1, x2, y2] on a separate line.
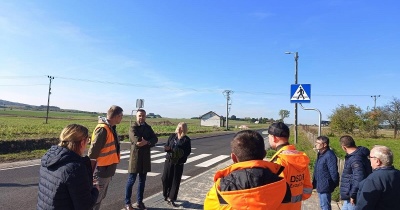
[285, 51, 299, 144]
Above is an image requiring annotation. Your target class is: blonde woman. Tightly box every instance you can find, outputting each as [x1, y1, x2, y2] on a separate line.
[161, 122, 192, 207]
[37, 124, 99, 210]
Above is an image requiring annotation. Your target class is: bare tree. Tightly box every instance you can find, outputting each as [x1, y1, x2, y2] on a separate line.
[380, 97, 400, 138]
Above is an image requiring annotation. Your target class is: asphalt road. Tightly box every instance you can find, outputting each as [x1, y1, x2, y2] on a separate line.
[0, 132, 237, 210]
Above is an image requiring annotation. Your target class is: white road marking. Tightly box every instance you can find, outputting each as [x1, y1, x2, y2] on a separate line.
[195, 155, 230, 167]
[115, 169, 160, 176]
[185, 154, 211, 163]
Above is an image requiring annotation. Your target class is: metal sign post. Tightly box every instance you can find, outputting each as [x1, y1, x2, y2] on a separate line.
[130, 99, 144, 126]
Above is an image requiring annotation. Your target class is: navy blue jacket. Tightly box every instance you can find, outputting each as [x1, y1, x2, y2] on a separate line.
[356, 166, 400, 210]
[339, 146, 372, 201]
[37, 145, 98, 210]
[313, 148, 339, 193]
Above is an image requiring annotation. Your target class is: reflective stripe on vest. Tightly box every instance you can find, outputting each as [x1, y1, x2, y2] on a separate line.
[93, 124, 120, 166]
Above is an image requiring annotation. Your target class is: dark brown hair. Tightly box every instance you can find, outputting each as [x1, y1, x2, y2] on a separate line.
[231, 130, 266, 161]
[339, 135, 356, 147]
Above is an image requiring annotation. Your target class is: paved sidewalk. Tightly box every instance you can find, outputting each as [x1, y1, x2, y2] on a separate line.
[141, 159, 341, 210]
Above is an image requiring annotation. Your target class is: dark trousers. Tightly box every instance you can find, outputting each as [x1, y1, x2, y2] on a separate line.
[161, 160, 184, 201]
[125, 172, 147, 204]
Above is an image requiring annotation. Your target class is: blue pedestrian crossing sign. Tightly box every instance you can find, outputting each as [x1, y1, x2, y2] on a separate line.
[291, 84, 311, 103]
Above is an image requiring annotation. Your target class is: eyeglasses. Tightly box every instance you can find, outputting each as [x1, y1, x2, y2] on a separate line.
[368, 156, 378, 160]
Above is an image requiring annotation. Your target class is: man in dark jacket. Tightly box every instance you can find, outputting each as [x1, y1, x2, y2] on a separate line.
[313, 136, 339, 210]
[339, 135, 372, 210]
[124, 109, 158, 210]
[356, 145, 400, 210]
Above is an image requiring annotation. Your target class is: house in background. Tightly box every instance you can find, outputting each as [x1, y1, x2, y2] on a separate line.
[200, 111, 223, 127]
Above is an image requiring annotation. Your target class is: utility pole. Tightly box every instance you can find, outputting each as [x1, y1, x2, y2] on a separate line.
[223, 90, 233, 130]
[371, 95, 381, 110]
[371, 95, 380, 137]
[45, 75, 54, 124]
[285, 51, 299, 144]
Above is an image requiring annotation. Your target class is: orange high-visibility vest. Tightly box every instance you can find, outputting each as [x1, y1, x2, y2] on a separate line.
[91, 124, 120, 166]
[271, 145, 313, 210]
[204, 160, 288, 210]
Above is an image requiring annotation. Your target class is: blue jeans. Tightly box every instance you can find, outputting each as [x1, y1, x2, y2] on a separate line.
[342, 200, 356, 210]
[318, 193, 331, 210]
[125, 173, 147, 204]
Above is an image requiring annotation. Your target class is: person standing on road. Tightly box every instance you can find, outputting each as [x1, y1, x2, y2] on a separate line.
[88, 105, 123, 210]
[312, 136, 339, 210]
[124, 109, 158, 210]
[204, 130, 291, 209]
[339, 135, 372, 210]
[267, 122, 313, 210]
[161, 122, 191, 207]
[37, 124, 99, 210]
[356, 145, 400, 210]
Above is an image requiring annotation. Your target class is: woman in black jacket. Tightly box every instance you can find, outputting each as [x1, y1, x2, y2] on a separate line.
[161, 122, 191, 207]
[37, 124, 99, 210]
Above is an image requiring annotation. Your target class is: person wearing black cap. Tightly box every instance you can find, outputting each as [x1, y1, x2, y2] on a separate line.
[264, 122, 313, 210]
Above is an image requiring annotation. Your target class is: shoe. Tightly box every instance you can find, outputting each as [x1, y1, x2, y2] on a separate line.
[164, 197, 168, 201]
[167, 198, 178, 207]
[124, 204, 134, 210]
[170, 200, 178, 207]
[135, 202, 147, 210]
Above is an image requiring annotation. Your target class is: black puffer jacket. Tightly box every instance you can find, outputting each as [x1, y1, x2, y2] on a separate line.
[37, 145, 98, 210]
[164, 133, 191, 164]
[339, 146, 372, 201]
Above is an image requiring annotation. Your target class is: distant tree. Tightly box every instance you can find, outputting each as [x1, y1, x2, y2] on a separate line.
[279, 110, 290, 122]
[379, 97, 400, 138]
[329, 104, 362, 134]
[230, 115, 237, 120]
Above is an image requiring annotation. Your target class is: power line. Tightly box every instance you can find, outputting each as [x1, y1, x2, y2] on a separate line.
[0, 84, 47, 86]
[0, 75, 385, 98]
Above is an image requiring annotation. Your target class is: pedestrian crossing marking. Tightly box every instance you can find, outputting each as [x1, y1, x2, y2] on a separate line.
[185, 154, 211, 163]
[115, 169, 160, 176]
[181, 175, 190, 180]
[195, 155, 230, 167]
[120, 150, 159, 159]
[151, 152, 167, 158]
[151, 153, 194, 163]
[115, 150, 229, 178]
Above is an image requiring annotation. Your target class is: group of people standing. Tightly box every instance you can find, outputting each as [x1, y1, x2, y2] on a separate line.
[37, 105, 192, 210]
[36, 105, 400, 210]
[312, 135, 400, 210]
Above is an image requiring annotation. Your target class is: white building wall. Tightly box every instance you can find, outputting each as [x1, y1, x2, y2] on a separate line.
[200, 113, 221, 127]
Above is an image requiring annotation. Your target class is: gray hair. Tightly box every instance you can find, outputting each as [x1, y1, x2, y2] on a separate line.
[372, 145, 393, 166]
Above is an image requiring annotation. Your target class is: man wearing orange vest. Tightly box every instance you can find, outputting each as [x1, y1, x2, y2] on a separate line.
[204, 130, 291, 209]
[88, 105, 123, 210]
[266, 122, 313, 210]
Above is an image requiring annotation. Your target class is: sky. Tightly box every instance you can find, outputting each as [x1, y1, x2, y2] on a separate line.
[0, 0, 399, 125]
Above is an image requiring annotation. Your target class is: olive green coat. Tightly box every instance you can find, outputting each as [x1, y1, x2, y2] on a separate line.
[128, 122, 158, 173]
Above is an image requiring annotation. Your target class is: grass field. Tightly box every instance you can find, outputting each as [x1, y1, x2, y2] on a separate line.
[0, 109, 266, 141]
[2, 109, 399, 169]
